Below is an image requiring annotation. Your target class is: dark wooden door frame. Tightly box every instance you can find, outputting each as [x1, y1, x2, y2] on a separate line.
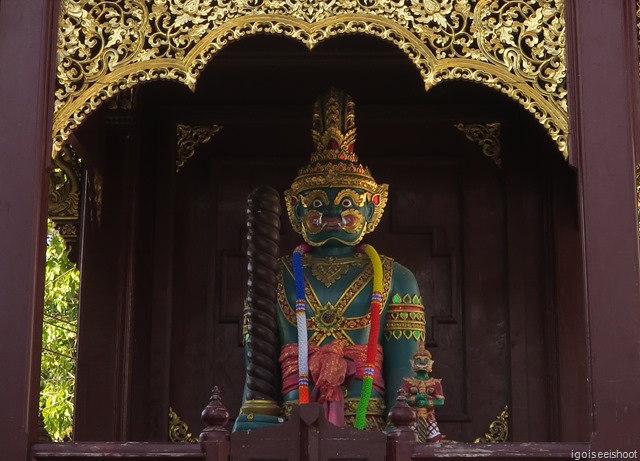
[3, 0, 640, 459]
[565, 0, 640, 449]
[0, 1, 60, 459]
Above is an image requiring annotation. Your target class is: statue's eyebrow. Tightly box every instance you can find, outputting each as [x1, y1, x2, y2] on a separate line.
[300, 189, 330, 207]
[334, 189, 367, 206]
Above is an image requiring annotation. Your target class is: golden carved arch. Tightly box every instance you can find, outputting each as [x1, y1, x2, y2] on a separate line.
[55, 0, 567, 156]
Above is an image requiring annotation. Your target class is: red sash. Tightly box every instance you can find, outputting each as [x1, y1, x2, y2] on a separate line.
[279, 341, 385, 426]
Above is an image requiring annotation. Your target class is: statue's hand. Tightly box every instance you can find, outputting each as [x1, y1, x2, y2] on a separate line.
[415, 392, 429, 407]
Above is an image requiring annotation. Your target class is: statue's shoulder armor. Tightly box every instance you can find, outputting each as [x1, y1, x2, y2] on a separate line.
[378, 254, 394, 273]
[402, 376, 422, 387]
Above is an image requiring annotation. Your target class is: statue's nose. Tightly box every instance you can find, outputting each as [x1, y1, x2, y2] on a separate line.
[325, 204, 341, 216]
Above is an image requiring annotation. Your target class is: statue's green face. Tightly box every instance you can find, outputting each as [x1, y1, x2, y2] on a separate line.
[412, 355, 434, 374]
[293, 187, 375, 247]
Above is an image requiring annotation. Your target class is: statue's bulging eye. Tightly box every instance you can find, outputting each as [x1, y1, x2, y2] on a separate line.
[341, 198, 353, 207]
[312, 199, 323, 208]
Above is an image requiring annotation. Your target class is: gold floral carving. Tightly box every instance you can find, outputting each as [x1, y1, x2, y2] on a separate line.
[49, 144, 81, 219]
[304, 253, 368, 288]
[454, 122, 502, 167]
[474, 405, 509, 443]
[55, 1, 567, 157]
[312, 263, 350, 288]
[49, 144, 82, 248]
[168, 407, 198, 443]
[176, 124, 222, 172]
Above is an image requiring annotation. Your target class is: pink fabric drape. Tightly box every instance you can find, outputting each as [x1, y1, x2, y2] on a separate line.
[279, 341, 384, 426]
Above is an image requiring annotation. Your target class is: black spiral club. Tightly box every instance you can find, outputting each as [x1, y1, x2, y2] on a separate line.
[245, 186, 281, 402]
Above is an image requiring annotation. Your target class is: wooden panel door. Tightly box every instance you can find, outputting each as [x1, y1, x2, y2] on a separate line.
[160, 112, 537, 443]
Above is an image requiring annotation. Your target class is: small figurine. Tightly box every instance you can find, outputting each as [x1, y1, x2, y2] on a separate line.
[401, 343, 444, 442]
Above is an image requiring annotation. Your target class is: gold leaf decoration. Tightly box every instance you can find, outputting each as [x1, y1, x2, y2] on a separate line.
[54, 0, 567, 157]
[49, 144, 81, 219]
[176, 123, 222, 172]
[168, 407, 198, 443]
[305, 254, 367, 288]
[454, 122, 502, 167]
[474, 405, 509, 443]
[49, 143, 82, 249]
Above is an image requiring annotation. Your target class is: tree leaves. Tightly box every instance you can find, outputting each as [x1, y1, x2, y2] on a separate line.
[40, 220, 80, 441]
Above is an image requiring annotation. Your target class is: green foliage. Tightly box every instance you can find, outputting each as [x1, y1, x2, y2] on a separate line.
[40, 220, 80, 441]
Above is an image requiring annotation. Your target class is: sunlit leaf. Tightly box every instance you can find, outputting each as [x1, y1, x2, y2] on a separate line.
[40, 220, 79, 441]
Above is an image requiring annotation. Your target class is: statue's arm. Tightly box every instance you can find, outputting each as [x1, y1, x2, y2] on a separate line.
[422, 380, 444, 408]
[382, 262, 426, 413]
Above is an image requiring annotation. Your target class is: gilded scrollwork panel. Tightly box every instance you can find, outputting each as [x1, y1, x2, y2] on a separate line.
[168, 407, 198, 443]
[176, 124, 222, 172]
[454, 122, 502, 167]
[49, 144, 81, 219]
[474, 405, 509, 443]
[55, 0, 567, 157]
[49, 143, 82, 257]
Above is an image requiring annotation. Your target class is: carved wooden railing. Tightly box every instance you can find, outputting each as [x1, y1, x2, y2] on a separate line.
[31, 388, 588, 460]
[30, 442, 203, 460]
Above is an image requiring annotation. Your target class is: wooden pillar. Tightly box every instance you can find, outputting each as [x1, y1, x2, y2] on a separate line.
[0, 0, 59, 459]
[73, 103, 141, 441]
[566, 0, 640, 448]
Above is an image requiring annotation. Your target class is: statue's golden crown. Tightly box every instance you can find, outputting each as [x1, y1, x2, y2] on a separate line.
[289, 88, 382, 195]
[285, 88, 389, 237]
[413, 342, 433, 360]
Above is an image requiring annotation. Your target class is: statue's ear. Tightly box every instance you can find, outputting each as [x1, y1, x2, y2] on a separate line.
[365, 194, 380, 221]
[292, 195, 304, 222]
[284, 189, 303, 234]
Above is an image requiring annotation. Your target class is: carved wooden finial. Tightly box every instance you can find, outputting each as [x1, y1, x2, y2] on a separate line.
[387, 389, 418, 442]
[199, 386, 230, 443]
